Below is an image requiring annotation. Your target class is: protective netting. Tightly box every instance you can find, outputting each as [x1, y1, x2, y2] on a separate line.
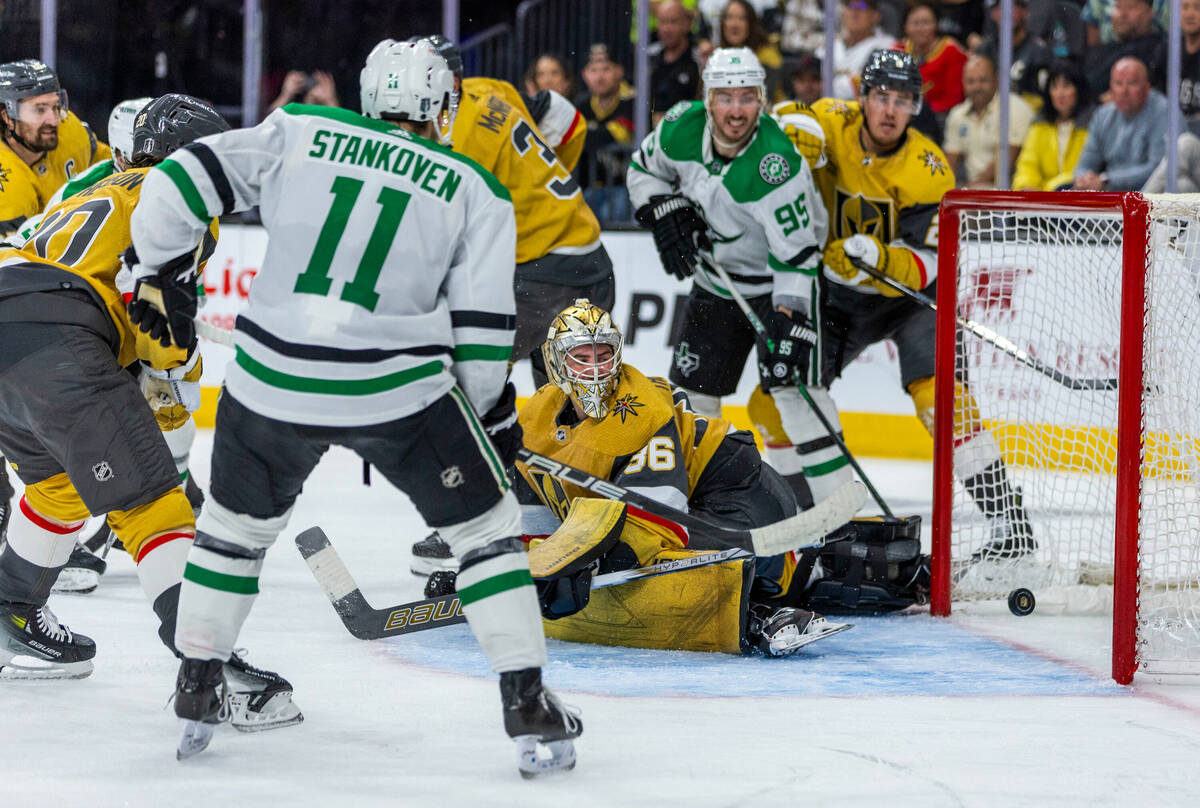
[948, 195, 1200, 676]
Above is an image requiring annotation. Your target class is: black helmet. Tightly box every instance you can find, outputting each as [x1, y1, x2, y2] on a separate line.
[131, 93, 230, 163]
[0, 59, 64, 120]
[859, 49, 923, 103]
[410, 34, 463, 80]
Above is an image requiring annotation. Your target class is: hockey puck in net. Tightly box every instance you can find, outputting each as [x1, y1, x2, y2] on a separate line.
[1008, 587, 1036, 616]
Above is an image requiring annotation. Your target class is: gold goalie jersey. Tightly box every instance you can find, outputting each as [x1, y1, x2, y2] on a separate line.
[0, 111, 112, 235]
[453, 77, 599, 265]
[0, 166, 216, 369]
[518, 364, 735, 536]
[806, 98, 953, 287]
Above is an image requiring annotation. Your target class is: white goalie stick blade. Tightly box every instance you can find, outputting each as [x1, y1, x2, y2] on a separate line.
[516, 448, 867, 557]
[295, 527, 757, 641]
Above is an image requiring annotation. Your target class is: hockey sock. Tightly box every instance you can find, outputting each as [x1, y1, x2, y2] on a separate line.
[682, 390, 722, 419]
[132, 530, 194, 652]
[771, 386, 853, 503]
[747, 387, 814, 508]
[0, 497, 84, 604]
[163, 417, 197, 477]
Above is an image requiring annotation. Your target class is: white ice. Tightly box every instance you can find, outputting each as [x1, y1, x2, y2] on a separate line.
[3, 436, 1200, 807]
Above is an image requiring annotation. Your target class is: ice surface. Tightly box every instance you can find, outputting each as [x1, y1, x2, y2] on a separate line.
[2, 440, 1199, 807]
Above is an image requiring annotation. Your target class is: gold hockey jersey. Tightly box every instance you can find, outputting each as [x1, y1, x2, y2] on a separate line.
[0, 166, 214, 369]
[0, 111, 112, 235]
[454, 77, 599, 264]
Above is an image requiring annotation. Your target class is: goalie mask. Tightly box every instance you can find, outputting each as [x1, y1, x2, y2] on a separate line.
[361, 38, 456, 144]
[543, 299, 624, 419]
[701, 47, 766, 151]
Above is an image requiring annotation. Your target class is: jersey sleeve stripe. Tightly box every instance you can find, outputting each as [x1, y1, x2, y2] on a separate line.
[450, 310, 517, 330]
[452, 344, 513, 362]
[562, 109, 583, 143]
[181, 143, 236, 215]
[234, 348, 444, 395]
[155, 159, 211, 224]
[237, 315, 449, 361]
[768, 253, 817, 275]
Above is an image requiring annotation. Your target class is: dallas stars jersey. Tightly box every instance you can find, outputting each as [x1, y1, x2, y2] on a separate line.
[806, 98, 953, 292]
[0, 111, 112, 236]
[0, 166, 215, 370]
[454, 77, 598, 265]
[130, 103, 518, 427]
[518, 364, 738, 523]
[627, 100, 827, 308]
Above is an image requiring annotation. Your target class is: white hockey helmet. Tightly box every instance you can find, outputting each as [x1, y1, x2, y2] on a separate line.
[543, 299, 624, 419]
[360, 38, 455, 131]
[108, 96, 152, 163]
[702, 47, 766, 101]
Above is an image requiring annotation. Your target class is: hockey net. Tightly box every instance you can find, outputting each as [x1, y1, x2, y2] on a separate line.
[931, 191, 1200, 684]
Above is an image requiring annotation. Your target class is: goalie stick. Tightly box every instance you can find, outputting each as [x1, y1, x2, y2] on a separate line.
[295, 526, 755, 640]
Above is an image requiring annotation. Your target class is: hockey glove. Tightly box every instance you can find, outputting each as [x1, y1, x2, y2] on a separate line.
[824, 234, 924, 297]
[635, 194, 712, 280]
[759, 309, 817, 391]
[138, 351, 203, 431]
[124, 245, 201, 351]
[481, 381, 524, 469]
[771, 101, 827, 169]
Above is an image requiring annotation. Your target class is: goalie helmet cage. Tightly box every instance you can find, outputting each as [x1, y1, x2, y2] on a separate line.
[931, 190, 1200, 686]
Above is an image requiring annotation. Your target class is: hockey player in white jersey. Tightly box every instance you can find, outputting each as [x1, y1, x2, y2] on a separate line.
[125, 40, 581, 774]
[628, 47, 834, 506]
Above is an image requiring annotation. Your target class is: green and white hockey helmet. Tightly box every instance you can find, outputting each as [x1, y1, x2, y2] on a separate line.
[360, 38, 455, 127]
[108, 96, 153, 162]
[702, 47, 766, 100]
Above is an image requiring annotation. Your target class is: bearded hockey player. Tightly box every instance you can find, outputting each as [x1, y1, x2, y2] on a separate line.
[510, 300, 853, 656]
[0, 94, 301, 733]
[126, 40, 581, 774]
[771, 49, 1035, 559]
[0, 59, 111, 237]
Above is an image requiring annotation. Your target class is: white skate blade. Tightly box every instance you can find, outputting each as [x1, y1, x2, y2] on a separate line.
[50, 568, 100, 595]
[515, 736, 577, 779]
[409, 556, 459, 577]
[769, 617, 853, 656]
[228, 691, 304, 733]
[177, 719, 216, 761]
[0, 647, 93, 680]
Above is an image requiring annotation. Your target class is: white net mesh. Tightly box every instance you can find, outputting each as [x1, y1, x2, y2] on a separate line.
[947, 195, 1200, 676]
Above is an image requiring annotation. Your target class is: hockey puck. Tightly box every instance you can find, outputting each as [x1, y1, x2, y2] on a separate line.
[1008, 588, 1036, 616]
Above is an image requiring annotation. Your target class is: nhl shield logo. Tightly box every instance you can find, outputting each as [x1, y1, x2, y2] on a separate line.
[440, 466, 464, 488]
[92, 461, 114, 482]
[759, 154, 790, 185]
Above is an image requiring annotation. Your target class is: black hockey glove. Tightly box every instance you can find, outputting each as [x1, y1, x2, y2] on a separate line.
[758, 309, 817, 391]
[481, 382, 523, 469]
[124, 245, 200, 350]
[635, 194, 712, 280]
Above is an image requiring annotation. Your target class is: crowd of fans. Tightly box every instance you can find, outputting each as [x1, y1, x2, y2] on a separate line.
[552, 0, 1200, 227]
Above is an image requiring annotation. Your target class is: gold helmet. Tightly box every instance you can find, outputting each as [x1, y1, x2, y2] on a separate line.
[542, 299, 624, 418]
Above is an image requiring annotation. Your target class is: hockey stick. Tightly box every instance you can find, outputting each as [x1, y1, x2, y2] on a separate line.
[295, 526, 752, 640]
[516, 447, 864, 558]
[697, 255, 897, 520]
[195, 318, 235, 347]
[846, 255, 1117, 391]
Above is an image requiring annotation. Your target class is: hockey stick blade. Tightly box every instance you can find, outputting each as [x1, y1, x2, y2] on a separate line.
[517, 448, 866, 557]
[296, 527, 754, 640]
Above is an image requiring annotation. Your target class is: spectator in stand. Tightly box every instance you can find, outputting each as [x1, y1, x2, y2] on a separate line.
[819, 0, 897, 99]
[524, 53, 576, 101]
[1143, 0, 1200, 192]
[267, 70, 339, 114]
[577, 44, 636, 224]
[1083, 0, 1165, 98]
[970, 0, 1052, 110]
[938, 0, 985, 45]
[787, 52, 823, 105]
[1083, 0, 1169, 46]
[718, 0, 786, 100]
[897, 2, 967, 121]
[1073, 56, 1165, 190]
[943, 51, 1035, 188]
[649, 0, 703, 122]
[1013, 60, 1091, 191]
[780, 0, 826, 55]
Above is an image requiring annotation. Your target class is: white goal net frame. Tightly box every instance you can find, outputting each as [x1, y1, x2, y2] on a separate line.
[931, 190, 1200, 685]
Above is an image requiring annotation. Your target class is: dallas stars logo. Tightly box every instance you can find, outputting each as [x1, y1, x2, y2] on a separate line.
[0, 165, 8, 191]
[610, 394, 644, 423]
[921, 149, 947, 176]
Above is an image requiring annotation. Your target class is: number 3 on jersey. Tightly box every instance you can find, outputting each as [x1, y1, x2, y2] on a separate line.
[511, 120, 579, 199]
[293, 175, 411, 312]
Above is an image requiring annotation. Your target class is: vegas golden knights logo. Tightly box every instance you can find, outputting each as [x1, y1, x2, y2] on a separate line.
[526, 468, 572, 522]
[834, 188, 895, 242]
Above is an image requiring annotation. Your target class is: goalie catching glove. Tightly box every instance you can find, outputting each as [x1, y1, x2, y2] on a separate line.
[759, 309, 816, 391]
[124, 245, 202, 350]
[823, 234, 924, 297]
[634, 194, 712, 280]
[139, 350, 203, 431]
[771, 101, 827, 169]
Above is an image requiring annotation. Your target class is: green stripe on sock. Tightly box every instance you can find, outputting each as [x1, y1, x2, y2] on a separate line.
[183, 562, 259, 595]
[804, 455, 850, 477]
[457, 569, 533, 606]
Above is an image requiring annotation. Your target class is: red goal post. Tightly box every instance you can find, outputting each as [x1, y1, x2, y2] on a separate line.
[931, 190, 1200, 685]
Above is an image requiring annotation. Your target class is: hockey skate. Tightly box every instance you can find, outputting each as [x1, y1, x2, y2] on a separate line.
[748, 604, 853, 657]
[174, 657, 230, 760]
[410, 531, 458, 577]
[224, 650, 304, 732]
[500, 667, 582, 779]
[51, 543, 107, 594]
[0, 602, 96, 680]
